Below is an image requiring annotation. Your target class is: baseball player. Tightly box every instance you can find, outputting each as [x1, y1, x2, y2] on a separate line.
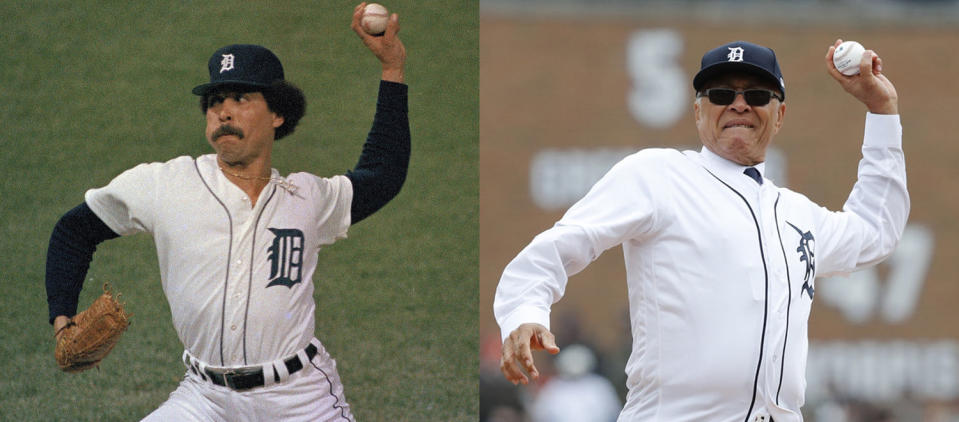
[494, 39, 908, 421]
[44, 4, 408, 421]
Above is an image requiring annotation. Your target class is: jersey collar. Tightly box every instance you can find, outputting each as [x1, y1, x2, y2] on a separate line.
[697, 146, 767, 185]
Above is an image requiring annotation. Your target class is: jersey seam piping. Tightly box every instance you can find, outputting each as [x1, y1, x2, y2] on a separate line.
[774, 194, 792, 405]
[702, 168, 769, 422]
[194, 159, 233, 366]
[242, 184, 278, 365]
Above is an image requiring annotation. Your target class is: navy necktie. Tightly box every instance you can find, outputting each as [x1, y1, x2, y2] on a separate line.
[744, 167, 763, 185]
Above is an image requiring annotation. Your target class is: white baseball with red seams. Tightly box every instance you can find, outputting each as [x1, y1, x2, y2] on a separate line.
[361, 3, 389, 35]
[833, 41, 866, 76]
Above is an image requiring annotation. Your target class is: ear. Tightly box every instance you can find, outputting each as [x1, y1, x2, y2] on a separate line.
[772, 101, 786, 134]
[693, 98, 703, 127]
[272, 113, 285, 129]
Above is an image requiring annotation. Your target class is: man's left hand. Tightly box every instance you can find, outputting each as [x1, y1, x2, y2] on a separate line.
[825, 39, 898, 115]
[351, 2, 406, 83]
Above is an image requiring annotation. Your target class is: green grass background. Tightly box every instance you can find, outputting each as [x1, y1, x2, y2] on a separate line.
[0, 1, 477, 420]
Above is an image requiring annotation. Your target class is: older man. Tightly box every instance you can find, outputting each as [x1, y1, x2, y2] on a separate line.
[495, 40, 907, 421]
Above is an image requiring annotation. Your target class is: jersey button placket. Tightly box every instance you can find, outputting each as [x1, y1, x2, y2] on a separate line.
[224, 229, 250, 365]
[764, 192, 790, 313]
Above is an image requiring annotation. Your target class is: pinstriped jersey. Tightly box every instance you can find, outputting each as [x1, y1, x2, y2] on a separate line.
[495, 113, 908, 421]
[85, 153, 352, 366]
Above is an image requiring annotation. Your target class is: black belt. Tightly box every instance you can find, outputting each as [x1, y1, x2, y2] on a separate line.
[186, 343, 318, 391]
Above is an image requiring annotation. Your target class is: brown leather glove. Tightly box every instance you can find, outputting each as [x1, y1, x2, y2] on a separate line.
[55, 283, 132, 372]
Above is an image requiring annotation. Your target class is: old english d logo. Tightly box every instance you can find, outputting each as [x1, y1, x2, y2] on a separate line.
[267, 228, 304, 288]
[786, 222, 816, 300]
[727, 46, 744, 62]
[220, 54, 235, 73]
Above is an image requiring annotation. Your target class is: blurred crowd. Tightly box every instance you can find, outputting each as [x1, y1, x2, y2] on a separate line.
[480, 312, 630, 422]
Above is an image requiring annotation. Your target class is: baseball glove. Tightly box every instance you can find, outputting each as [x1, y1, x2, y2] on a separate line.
[55, 283, 132, 372]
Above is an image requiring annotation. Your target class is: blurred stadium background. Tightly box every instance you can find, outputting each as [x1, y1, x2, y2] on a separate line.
[479, 1, 959, 421]
[0, 1, 476, 420]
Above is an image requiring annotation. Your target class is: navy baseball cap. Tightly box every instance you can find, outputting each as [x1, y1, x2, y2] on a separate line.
[693, 41, 785, 101]
[192, 44, 284, 96]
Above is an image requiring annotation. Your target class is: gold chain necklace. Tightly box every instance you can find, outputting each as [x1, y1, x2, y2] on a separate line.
[219, 167, 273, 181]
[218, 167, 299, 194]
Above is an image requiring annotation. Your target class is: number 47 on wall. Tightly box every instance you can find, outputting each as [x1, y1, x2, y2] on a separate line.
[819, 223, 935, 324]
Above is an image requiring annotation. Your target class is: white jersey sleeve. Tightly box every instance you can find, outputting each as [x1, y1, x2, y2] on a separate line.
[288, 173, 353, 246]
[808, 113, 908, 277]
[493, 149, 671, 341]
[84, 159, 178, 236]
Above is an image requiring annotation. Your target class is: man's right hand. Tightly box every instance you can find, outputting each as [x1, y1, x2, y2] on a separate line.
[824, 39, 898, 115]
[499, 323, 560, 385]
[351, 2, 406, 83]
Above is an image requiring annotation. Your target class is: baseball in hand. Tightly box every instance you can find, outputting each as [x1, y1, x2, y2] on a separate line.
[361, 3, 389, 36]
[833, 40, 866, 76]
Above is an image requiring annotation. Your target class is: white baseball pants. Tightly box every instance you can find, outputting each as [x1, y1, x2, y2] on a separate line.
[142, 342, 353, 422]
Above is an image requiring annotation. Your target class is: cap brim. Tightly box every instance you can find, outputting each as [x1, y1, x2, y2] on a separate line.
[191, 80, 272, 96]
[693, 62, 784, 97]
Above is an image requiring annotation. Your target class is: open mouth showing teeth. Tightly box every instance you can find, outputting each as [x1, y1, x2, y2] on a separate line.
[724, 122, 754, 129]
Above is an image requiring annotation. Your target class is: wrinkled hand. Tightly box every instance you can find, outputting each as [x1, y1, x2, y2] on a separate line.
[499, 323, 560, 385]
[825, 39, 898, 115]
[351, 2, 406, 83]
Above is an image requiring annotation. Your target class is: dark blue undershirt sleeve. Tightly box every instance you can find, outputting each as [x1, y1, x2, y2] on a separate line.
[345, 80, 411, 225]
[46, 202, 119, 324]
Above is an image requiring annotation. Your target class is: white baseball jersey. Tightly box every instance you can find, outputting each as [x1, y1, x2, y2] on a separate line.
[495, 113, 908, 421]
[86, 153, 352, 367]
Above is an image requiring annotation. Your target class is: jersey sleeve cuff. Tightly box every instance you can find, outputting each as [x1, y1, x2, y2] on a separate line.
[863, 112, 902, 149]
[83, 191, 130, 236]
[334, 174, 353, 238]
[498, 305, 551, 343]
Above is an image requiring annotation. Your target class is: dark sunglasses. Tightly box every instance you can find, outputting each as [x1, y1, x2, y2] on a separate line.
[697, 88, 783, 106]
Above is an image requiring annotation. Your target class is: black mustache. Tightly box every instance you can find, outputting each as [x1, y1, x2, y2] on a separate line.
[213, 125, 244, 140]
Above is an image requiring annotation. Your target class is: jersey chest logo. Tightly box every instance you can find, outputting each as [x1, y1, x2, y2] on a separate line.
[266, 228, 304, 288]
[786, 221, 816, 299]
